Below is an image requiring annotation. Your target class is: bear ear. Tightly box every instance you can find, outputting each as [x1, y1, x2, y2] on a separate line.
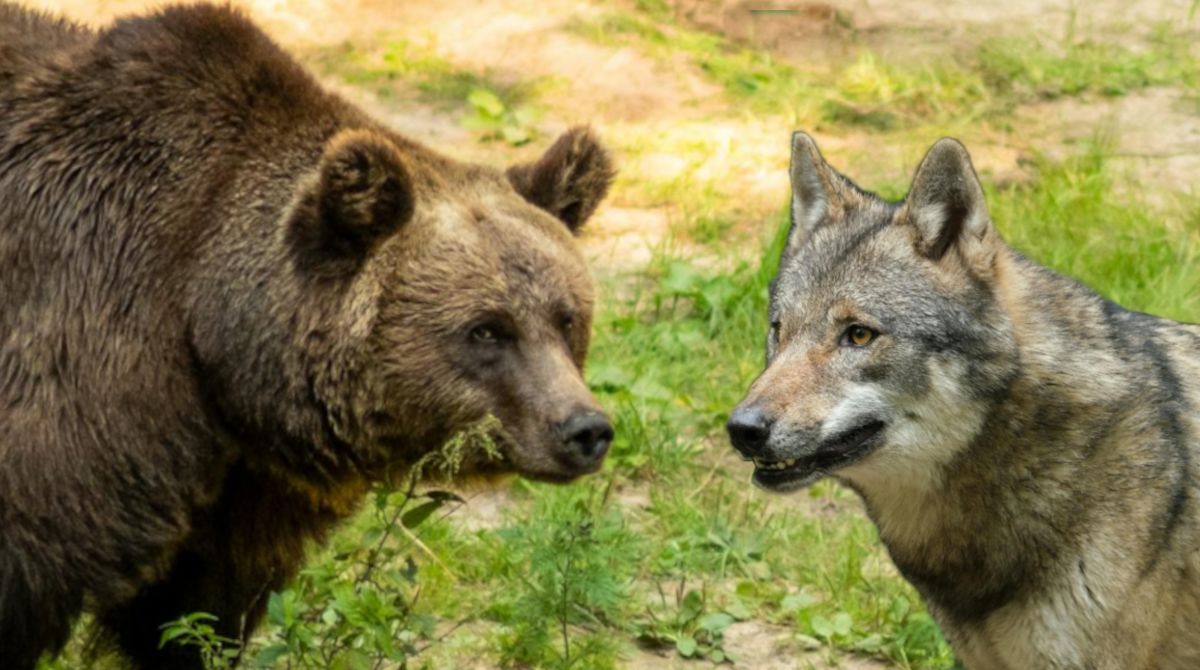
[900, 138, 994, 263]
[289, 129, 415, 275]
[505, 126, 615, 235]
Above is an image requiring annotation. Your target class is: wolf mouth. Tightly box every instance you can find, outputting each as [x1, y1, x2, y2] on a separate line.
[752, 420, 887, 490]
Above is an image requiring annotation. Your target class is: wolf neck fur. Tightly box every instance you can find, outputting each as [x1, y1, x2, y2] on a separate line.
[845, 245, 1160, 622]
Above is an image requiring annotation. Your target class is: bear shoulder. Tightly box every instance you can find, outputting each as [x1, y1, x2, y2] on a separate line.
[79, 2, 336, 129]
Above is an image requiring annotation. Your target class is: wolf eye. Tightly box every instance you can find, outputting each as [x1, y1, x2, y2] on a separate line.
[842, 325, 877, 348]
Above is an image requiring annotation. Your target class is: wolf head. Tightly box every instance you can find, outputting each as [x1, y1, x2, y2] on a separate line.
[728, 134, 1019, 493]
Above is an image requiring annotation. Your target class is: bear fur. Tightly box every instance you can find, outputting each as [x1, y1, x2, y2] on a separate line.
[0, 3, 615, 667]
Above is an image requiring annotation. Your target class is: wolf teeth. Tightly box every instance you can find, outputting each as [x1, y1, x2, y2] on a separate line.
[753, 458, 797, 471]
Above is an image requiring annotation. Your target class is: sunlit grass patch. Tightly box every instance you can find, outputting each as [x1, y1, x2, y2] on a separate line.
[990, 139, 1200, 322]
[308, 36, 547, 144]
[976, 24, 1200, 102]
[567, 9, 818, 122]
[820, 53, 994, 130]
[570, 7, 997, 129]
[574, 5, 1197, 132]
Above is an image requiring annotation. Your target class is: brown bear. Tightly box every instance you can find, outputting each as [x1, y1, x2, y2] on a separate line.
[0, 3, 616, 668]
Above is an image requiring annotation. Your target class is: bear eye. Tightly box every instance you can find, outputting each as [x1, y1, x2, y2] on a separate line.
[841, 325, 877, 348]
[560, 314, 575, 333]
[471, 324, 502, 344]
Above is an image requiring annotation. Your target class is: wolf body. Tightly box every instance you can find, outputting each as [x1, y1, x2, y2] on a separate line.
[728, 134, 1200, 669]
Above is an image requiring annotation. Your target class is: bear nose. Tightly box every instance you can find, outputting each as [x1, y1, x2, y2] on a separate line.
[727, 406, 772, 458]
[558, 411, 614, 468]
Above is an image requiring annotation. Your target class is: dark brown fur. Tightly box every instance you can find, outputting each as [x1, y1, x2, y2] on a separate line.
[0, 3, 615, 668]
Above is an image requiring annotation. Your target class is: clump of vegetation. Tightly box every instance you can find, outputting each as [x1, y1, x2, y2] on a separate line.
[158, 614, 241, 670]
[976, 24, 1199, 101]
[462, 88, 540, 146]
[634, 584, 744, 664]
[154, 419, 504, 670]
[572, 5, 1197, 129]
[310, 37, 544, 145]
[491, 485, 640, 669]
[989, 140, 1200, 320]
[310, 37, 481, 102]
[151, 484, 447, 669]
[821, 53, 992, 130]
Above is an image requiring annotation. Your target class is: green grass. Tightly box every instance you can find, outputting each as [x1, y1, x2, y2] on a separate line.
[990, 141, 1200, 320]
[309, 36, 546, 145]
[976, 24, 1199, 101]
[570, 7, 996, 129]
[571, 5, 1198, 130]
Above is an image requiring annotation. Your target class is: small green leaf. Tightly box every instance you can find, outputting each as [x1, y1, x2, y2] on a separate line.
[724, 600, 751, 621]
[467, 88, 505, 117]
[266, 592, 289, 627]
[890, 595, 912, 622]
[424, 490, 465, 504]
[158, 626, 189, 647]
[401, 499, 444, 529]
[781, 591, 817, 613]
[810, 614, 833, 639]
[252, 643, 289, 666]
[501, 125, 531, 146]
[832, 612, 853, 637]
[675, 635, 698, 657]
[852, 633, 884, 653]
[360, 527, 383, 546]
[697, 612, 734, 634]
[794, 633, 822, 650]
[680, 590, 704, 620]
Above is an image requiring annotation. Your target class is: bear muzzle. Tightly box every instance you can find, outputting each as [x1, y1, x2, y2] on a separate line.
[553, 410, 613, 474]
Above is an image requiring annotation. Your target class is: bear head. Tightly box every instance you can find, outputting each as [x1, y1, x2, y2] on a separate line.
[268, 126, 617, 486]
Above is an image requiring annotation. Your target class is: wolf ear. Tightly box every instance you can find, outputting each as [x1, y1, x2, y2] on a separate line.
[785, 132, 843, 256]
[901, 138, 994, 264]
[289, 130, 415, 276]
[506, 126, 615, 235]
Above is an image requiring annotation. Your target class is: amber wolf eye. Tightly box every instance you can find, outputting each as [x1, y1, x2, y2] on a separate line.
[842, 325, 877, 347]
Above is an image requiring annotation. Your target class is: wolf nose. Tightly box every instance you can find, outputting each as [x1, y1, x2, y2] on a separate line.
[727, 406, 772, 457]
[558, 411, 614, 468]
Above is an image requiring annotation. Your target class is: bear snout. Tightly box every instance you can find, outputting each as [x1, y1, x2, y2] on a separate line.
[554, 410, 614, 472]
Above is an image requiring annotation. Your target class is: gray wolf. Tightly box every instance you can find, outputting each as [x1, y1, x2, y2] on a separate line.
[728, 132, 1200, 669]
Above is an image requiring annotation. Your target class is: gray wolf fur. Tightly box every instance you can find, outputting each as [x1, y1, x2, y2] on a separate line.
[728, 133, 1200, 669]
[0, 3, 614, 668]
